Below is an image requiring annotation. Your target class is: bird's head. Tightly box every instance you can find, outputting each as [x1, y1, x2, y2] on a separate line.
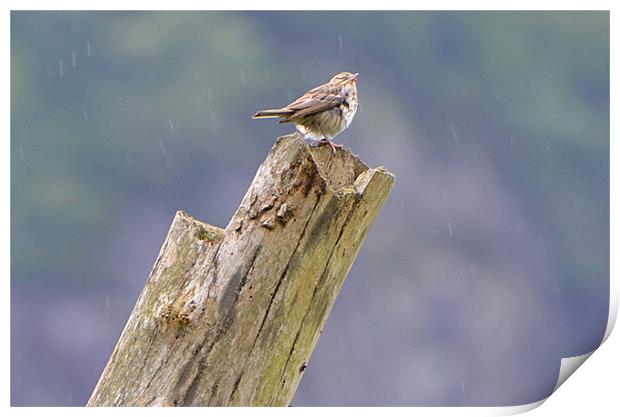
[330, 72, 359, 85]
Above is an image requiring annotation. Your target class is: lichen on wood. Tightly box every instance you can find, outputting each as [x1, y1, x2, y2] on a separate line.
[87, 134, 394, 406]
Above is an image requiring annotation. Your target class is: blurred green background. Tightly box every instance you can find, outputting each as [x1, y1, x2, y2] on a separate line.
[11, 11, 609, 406]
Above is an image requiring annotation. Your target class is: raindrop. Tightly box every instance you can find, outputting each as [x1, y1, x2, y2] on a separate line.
[168, 118, 174, 131]
[19, 129, 27, 142]
[338, 34, 343, 52]
[67, 392, 74, 405]
[450, 124, 459, 142]
[72, 50, 77, 67]
[86, 41, 91, 56]
[460, 379, 465, 394]
[18, 145, 24, 160]
[239, 68, 246, 84]
[82, 109, 89, 122]
[447, 222, 454, 236]
[207, 88, 213, 103]
[494, 93, 501, 102]
[105, 295, 110, 309]
[400, 200, 405, 213]
[156, 137, 167, 160]
[59, 60, 64, 78]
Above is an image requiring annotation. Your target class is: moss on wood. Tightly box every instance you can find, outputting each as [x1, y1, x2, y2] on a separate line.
[88, 134, 394, 407]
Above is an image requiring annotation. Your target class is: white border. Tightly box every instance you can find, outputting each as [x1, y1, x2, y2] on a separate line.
[1, 1, 617, 11]
[3, 3, 616, 415]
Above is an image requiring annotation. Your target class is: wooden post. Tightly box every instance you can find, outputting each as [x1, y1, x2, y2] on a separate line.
[87, 134, 394, 406]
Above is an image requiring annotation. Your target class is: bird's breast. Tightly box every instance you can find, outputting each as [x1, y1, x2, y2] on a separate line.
[341, 95, 357, 128]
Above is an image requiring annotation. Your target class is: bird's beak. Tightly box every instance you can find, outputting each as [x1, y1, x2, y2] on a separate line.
[351, 73, 359, 81]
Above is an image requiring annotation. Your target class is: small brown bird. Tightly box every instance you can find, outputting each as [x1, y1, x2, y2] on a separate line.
[252, 72, 359, 152]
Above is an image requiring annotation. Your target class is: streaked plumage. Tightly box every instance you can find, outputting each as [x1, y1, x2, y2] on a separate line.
[252, 72, 359, 152]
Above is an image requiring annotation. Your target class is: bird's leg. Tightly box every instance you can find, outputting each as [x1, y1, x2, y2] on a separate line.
[318, 138, 343, 153]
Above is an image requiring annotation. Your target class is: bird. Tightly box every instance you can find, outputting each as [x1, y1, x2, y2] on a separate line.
[252, 72, 359, 153]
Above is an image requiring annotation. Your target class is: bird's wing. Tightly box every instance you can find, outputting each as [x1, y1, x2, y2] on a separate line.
[279, 85, 343, 122]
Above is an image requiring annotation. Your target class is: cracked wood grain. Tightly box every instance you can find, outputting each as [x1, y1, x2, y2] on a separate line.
[87, 133, 394, 406]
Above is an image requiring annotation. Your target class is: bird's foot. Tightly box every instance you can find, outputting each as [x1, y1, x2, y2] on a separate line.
[318, 139, 343, 154]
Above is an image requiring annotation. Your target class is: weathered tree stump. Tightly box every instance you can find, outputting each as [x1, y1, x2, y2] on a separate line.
[88, 134, 394, 406]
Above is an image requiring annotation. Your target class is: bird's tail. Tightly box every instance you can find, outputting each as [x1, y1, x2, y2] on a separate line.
[252, 108, 294, 119]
